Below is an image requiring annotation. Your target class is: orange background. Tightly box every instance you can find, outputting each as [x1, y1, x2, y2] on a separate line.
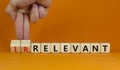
[0, 0, 120, 70]
[0, 0, 120, 52]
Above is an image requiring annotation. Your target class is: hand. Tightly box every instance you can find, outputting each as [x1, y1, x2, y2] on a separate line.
[6, 0, 52, 40]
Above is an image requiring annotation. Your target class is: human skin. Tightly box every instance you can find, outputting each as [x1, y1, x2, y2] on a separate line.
[6, 0, 52, 40]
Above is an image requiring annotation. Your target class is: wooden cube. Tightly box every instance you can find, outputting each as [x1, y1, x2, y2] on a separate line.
[31, 43, 40, 53]
[71, 43, 80, 53]
[81, 43, 90, 53]
[21, 40, 31, 53]
[61, 43, 70, 53]
[41, 43, 51, 53]
[10, 40, 21, 53]
[51, 43, 60, 53]
[91, 43, 100, 53]
[101, 43, 110, 53]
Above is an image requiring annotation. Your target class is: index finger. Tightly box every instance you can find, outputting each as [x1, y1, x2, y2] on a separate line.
[15, 12, 24, 40]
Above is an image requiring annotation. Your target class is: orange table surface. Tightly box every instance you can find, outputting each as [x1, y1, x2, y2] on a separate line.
[0, 52, 120, 70]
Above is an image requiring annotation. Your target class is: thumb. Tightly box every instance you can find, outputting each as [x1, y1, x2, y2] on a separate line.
[37, 0, 52, 8]
[6, 2, 17, 21]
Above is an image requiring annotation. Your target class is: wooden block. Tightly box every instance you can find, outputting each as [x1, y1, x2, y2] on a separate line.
[81, 43, 90, 53]
[91, 43, 100, 53]
[10, 40, 21, 53]
[31, 43, 40, 53]
[51, 43, 60, 53]
[41, 43, 51, 53]
[71, 43, 80, 53]
[101, 43, 110, 53]
[61, 43, 70, 53]
[21, 40, 31, 53]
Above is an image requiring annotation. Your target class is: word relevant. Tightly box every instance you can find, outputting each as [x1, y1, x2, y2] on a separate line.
[10, 40, 110, 53]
